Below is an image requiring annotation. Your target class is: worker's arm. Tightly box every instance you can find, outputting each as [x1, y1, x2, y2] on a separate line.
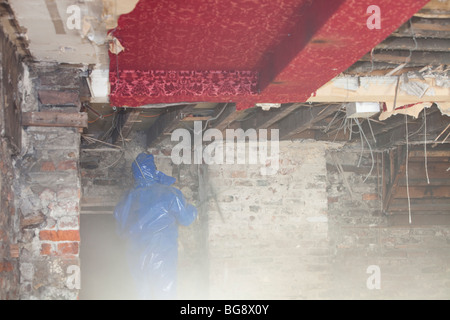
[170, 188, 198, 226]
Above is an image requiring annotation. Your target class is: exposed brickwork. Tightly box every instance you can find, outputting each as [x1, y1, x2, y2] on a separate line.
[14, 64, 83, 300]
[39, 230, 80, 242]
[206, 141, 336, 299]
[326, 146, 450, 299]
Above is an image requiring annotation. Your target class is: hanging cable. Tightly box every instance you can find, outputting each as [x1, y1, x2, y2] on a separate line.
[405, 114, 412, 224]
[423, 108, 430, 184]
[356, 119, 365, 168]
[202, 103, 229, 131]
[367, 118, 377, 144]
[355, 118, 375, 183]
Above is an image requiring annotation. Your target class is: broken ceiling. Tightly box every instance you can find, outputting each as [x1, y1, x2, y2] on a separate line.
[108, 0, 430, 109]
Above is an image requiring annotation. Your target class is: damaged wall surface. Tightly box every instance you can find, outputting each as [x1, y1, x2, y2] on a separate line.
[16, 65, 84, 299]
[206, 141, 334, 299]
[327, 146, 450, 299]
[78, 134, 450, 300]
[1, 0, 449, 301]
[0, 26, 22, 299]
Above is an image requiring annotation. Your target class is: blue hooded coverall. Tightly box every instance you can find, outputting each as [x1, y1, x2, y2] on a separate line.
[114, 153, 197, 299]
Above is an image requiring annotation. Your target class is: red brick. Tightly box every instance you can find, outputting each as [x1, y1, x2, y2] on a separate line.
[39, 230, 80, 242]
[57, 160, 77, 171]
[9, 244, 19, 258]
[0, 261, 13, 273]
[328, 197, 339, 204]
[362, 193, 379, 201]
[57, 242, 79, 255]
[41, 161, 56, 172]
[40, 243, 54, 256]
[231, 171, 247, 178]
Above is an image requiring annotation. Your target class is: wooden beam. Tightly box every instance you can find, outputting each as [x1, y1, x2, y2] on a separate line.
[115, 110, 141, 144]
[277, 104, 340, 140]
[388, 198, 450, 212]
[383, 149, 403, 212]
[391, 17, 450, 38]
[306, 76, 450, 106]
[409, 149, 450, 158]
[420, 0, 450, 12]
[146, 106, 189, 147]
[360, 50, 450, 65]
[393, 185, 450, 199]
[375, 110, 449, 149]
[345, 62, 425, 76]
[241, 103, 302, 131]
[375, 37, 450, 52]
[22, 111, 88, 128]
[211, 104, 245, 133]
[387, 214, 450, 226]
[398, 161, 450, 180]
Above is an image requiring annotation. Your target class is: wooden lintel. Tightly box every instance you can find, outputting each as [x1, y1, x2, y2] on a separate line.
[22, 111, 88, 128]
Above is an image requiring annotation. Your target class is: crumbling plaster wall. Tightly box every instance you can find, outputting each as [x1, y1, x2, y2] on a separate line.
[14, 65, 84, 300]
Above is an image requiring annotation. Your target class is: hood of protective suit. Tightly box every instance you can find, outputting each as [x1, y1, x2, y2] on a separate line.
[132, 153, 176, 187]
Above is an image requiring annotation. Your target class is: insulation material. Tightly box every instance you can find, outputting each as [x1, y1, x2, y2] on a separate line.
[400, 80, 430, 98]
[109, 37, 125, 55]
[436, 102, 450, 116]
[379, 102, 433, 121]
[103, 0, 140, 29]
[114, 153, 197, 299]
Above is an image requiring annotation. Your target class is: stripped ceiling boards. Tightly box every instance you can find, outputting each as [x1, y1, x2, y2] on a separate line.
[7, 0, 139, 67]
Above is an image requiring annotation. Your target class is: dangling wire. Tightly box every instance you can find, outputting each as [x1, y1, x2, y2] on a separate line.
[367, 118, 377, 144]
[423, 108, 430, 184]
[405, 114, 412, 224]
[355, 118, 375, 183]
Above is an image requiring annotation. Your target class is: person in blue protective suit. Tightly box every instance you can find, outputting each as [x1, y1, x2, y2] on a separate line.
[114, 153, 198, 300]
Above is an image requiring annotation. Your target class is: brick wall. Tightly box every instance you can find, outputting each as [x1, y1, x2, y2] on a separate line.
[326, 146, 450, 299]
[206, 140, 337, 299]
[16, 66, 83, 299]
[78, 133, 450, 300]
